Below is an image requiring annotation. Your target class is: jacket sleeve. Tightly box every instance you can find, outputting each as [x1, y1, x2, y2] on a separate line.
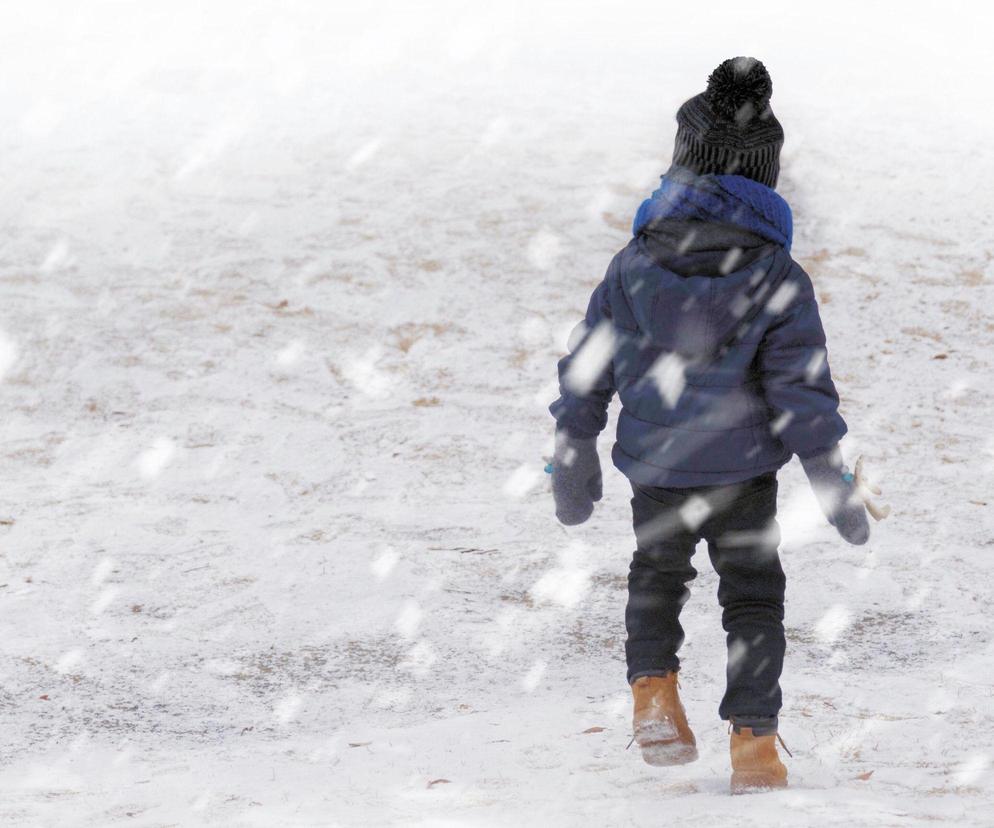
[548, 265, 618, 439]
[756, 267, 848, 459]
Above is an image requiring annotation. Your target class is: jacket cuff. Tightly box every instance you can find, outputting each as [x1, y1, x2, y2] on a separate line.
[555, 423, 599, 441]
[795, 442, 842, 463]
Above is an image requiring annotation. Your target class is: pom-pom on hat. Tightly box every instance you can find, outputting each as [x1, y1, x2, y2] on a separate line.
[672, 57, 784, 189]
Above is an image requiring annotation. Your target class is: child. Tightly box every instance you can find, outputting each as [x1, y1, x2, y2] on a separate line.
[548, 57, 871, 793]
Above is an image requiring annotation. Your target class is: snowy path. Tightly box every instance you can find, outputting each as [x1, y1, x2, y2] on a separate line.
[1, 2, 993, 825]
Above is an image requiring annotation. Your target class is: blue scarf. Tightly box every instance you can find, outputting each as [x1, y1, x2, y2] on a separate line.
[632, 167, 793, 251]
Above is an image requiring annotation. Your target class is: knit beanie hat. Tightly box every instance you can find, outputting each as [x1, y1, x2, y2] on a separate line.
[672, 57, 784, 189]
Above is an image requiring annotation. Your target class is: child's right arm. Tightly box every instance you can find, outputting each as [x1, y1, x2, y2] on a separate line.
[549, 274, 617, 440]
[548, 258, 620, 525]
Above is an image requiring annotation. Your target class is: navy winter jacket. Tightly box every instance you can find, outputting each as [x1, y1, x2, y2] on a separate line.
[549, 169, 847, 487]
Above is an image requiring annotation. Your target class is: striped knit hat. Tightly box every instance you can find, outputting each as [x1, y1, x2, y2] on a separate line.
[672, 57, 784, 189]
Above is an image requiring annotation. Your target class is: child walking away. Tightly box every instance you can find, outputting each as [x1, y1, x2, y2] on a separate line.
[548, 57, 874, 794]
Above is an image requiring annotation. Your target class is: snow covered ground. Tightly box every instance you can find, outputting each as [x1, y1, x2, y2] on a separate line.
[1, 1, 993, 825]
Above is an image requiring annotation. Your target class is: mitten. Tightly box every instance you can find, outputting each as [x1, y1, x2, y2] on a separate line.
[551, 429, 603, 526]
[799, 445, 870, 545]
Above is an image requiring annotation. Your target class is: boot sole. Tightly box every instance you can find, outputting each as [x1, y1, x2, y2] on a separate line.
[639, 740, 699, 766]
[730, 771, 788, 794]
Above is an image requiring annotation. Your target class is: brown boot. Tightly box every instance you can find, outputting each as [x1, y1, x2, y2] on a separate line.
[729, 726, 789, 793]
[630, 673, 698, 766]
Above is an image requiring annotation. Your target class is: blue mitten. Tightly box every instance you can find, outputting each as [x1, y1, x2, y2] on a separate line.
[799, 445, 870, 545]
[551, 429, 603, 526]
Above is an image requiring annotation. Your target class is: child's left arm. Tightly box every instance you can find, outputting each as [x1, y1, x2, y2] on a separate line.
[755, 275, 847, 459]
[756, 268, 870, 544]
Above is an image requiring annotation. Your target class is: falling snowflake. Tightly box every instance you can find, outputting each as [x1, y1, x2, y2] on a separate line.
[479, 116, 510, 150]
[56, 648, 84, 674]
[400, 641, 437, 678]
[40, 240, 70, 273]
[527, 229, 563, 271]
[677, 229, 698, 254]
[370, 548, 400, 579]
[395, 600, 423, 640]
[679, 495, 711, 531]
[91, 557, 115, 587]
[90, 587, 118, 615]
[564, 321, 616, 395]
[531, 543, 591, 608]
[770, 411, 794, 436]
[503, 464, 542, 498]
[566, 319, 589, 352]
[530, 565, 591, 608]
[765, 282, 799, 314]
[719, 247, 743, 274]
[274, 692, 303, 723]
[137, 439, 176, 479]
[0, 330, 20, 383]
[726, 639, 748, 678]
[815, 604, 851, 645]
[276, 339, 305, 367]
[647, 352, 687, 408]
[341, 346, 391, 398]
[345, 138, 383, 172]
[804, 349, 827, 382]
[953, 753, 990, 787]
[521, 660, 547, 692]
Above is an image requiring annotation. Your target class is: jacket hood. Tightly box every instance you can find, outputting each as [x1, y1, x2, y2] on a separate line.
[620, 221, 790, 355]
[638, 219, 777, 278]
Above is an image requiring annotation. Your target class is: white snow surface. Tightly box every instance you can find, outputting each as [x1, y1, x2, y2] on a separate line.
[2, 1, 994, 825]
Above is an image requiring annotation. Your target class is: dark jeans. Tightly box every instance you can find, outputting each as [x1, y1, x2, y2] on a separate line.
[626, 472, 786, 721]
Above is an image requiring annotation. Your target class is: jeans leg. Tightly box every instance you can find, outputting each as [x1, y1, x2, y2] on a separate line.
[703, 476, 786, 720]
[626, 483, 701, 684]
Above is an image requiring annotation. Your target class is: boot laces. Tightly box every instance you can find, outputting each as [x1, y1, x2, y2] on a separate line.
[726, 721, 794, 758]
